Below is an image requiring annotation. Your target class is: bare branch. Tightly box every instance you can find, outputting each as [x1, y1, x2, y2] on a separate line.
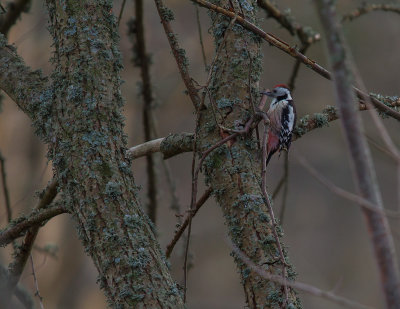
[117, 0, 127, 26]
[154, 0, 201, 108]
[342, 3, 400, 22]
[191, 0, 400, 121]
[0, 180, 58, 308]
[0, 204, 67, 247]
[231, 243, 374, 309]
[29, 255, 44, 309]
[315, 1, 400, 307]
[195, 5, 207, 69]
[287, 45, 308, 91]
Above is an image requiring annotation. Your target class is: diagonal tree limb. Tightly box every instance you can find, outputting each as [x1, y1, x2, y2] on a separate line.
[190, 0, 400, 121]
[0, 34, 51, 138]
[315, 1, 400, 307]
[0, 203, 67, 247]
[154, 0, 201, 108]
[117, 0, 127, 26]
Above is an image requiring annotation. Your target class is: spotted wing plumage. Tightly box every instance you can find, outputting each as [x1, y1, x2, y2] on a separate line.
[266, 98, 296, 166]
[279, 100, 296, 151]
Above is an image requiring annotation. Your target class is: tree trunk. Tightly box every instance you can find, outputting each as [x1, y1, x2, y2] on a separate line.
[1, 0, 184, 307]
[198, 1, 301, 307]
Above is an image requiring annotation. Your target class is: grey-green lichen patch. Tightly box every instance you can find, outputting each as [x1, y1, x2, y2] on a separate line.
[370, 93, 400, 119]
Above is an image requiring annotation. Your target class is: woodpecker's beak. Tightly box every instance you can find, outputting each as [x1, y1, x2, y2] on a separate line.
[260, 90, 273, 97]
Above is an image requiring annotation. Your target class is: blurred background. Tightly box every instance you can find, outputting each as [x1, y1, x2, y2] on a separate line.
[0, 0, 399, 308]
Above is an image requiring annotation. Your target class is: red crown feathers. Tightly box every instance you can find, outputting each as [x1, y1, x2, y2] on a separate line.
[273, 84, 290, 89]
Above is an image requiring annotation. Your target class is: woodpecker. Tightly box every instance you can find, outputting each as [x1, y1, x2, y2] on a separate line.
[262, 84, 296, 167]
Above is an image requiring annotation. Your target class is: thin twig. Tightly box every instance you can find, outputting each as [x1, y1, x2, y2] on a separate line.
[272, 175, 285, 199]
[279, 152, 289, 224]
[183, 108, 201, 303]
[288, 45, 309, 91]
[298, 156, 400, 218]
[398, 165, 400, 212]
[0, 152, 12, 223]
[342, 3, 400, 22]
[230, 242, 373, 309]
[183, 115, 256, 301]
[260, 113, 289, 304]
[30, 255, 44, 309]
[195, 4, 207, 70]
[165, 188, 212, 258]
[191, 0, 400, 121]
[117, 0, 127, 26]
[366, 135, 397, 160]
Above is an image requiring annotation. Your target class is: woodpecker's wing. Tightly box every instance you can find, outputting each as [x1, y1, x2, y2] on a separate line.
[279, 100, 296, 149]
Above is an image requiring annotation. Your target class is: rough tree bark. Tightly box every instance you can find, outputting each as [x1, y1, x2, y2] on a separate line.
[196, 1, 301, 307]
[0, 0, 184, 307]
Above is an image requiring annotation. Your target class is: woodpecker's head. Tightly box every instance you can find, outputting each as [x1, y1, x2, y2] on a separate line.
[261, 84, 291, 101]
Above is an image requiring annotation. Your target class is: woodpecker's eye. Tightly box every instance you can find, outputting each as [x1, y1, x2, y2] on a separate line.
[273, 89, 277, 93]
